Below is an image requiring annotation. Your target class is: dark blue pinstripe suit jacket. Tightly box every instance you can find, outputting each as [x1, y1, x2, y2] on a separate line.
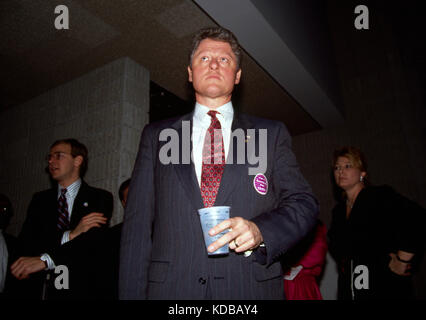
[119, 111, 319, 300]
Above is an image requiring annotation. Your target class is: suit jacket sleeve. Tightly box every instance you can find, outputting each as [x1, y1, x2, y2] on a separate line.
[385, 186, 426, 254]
[119, 125, 156, 299]
[48, 227, 112, 265]
[18, 192, 62, 257]
[251, 122, 319, 266]
[70, 184, 113, 229]
[96, 189, 113, 223]
[18, 194, 43, 257]
[54, 186, 113, 260]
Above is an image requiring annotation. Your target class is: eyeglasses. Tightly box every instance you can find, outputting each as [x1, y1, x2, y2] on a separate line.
[333, 163, 354, 171]
[45, 152, 72, 161]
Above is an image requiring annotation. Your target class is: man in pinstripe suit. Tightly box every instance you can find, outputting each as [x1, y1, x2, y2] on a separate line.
[119, 27, 318, 300]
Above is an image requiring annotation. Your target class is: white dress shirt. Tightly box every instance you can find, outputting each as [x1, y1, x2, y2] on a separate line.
[192, 103, 264, 257]
[192, 102, 234, 186]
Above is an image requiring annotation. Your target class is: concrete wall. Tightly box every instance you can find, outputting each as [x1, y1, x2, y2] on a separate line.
[0, 57, 149, 235]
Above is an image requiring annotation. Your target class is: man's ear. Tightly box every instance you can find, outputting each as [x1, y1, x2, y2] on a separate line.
[234, 68, 242, 84]
[187, 66, 193, 82]
[74, 155, 83, 169]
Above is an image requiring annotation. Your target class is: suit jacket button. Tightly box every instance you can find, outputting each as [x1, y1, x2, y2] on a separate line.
[198, 277, 206, 285]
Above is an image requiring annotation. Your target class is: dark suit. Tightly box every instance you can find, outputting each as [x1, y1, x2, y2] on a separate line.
[328, 185, 426, 300]
[16, 180, 113, 299]
[119, 111, 319, 299]
[47, 223, 122, 300]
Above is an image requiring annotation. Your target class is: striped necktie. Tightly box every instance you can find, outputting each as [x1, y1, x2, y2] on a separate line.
[57, 188, 70, 231]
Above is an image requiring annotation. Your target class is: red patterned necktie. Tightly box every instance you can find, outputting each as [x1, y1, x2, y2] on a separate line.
[57, 188, 70, 231]
[200, 110, 226, 207]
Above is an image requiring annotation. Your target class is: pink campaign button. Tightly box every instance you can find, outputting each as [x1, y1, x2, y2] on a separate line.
[253, 173, 268, 195]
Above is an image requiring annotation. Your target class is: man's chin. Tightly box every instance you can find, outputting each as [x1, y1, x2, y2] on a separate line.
[196, 88, 232, 99]
[49, 172, 60, 180]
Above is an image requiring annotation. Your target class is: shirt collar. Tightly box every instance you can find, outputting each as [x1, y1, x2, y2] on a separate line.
[57, 178, 82, 198]
[193, 101, 234, 126]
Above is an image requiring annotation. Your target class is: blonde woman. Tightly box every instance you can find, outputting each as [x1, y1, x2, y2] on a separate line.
[328, 146, 425, 300]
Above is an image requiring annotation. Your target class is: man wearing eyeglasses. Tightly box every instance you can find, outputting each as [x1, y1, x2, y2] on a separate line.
[11, 138, 113, 299]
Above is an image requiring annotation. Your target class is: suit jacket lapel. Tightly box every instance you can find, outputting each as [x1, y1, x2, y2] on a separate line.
[48, 187, 59, 225]
[170, 113, 205, 211]
[70, 181, 89, 227]
[214, 112, 253, 209]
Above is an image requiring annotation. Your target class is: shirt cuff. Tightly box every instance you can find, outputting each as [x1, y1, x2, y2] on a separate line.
[284, 265, 303, 280]
[245, 242, 266, 258]
[40, 254, 56, 270]
[61, 231, 71, 245]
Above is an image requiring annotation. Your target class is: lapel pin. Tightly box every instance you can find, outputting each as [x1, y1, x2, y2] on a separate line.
[83, 202, 88, 207]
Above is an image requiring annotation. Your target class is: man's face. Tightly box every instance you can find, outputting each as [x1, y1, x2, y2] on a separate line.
[188, 38, 241, 105]
[47, 143, 82, 186]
